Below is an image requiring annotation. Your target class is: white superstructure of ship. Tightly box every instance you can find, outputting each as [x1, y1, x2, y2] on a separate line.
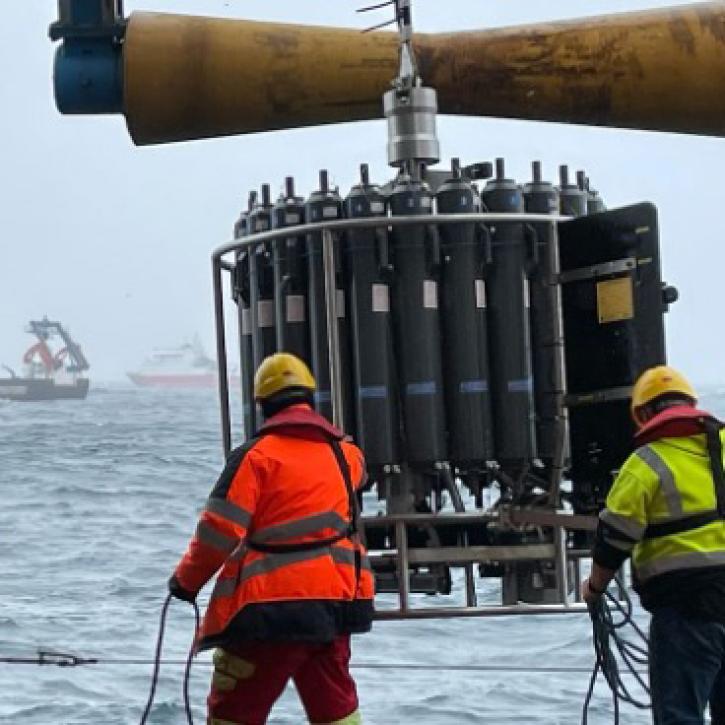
[128, 338, 222, 389]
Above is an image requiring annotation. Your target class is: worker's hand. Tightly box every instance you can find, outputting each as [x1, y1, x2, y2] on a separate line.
[168, 574, 197, 604]
[581, 577, 605, 606]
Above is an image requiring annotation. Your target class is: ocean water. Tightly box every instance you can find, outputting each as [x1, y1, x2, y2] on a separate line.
[3, 386, 722, 724]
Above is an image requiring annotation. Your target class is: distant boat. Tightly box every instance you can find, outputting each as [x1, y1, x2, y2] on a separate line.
[127, 338, 234, 389]
[0, 318, 90, 402]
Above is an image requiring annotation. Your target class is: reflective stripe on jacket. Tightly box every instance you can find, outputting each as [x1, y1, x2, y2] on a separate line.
[173, 404, 375, 650]
[598, 409, 725, 585]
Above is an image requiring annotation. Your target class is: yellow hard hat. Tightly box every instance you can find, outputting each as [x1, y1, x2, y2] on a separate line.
[630, 365, 697, 424]
[253, 353, 316, 401]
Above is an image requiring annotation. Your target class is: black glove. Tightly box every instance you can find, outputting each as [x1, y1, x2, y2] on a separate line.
[168, 574, 197, 604]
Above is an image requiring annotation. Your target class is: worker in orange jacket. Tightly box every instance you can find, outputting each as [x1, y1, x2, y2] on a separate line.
[169, 353, 374, 725]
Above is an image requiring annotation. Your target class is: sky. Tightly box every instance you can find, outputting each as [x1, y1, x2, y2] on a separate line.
[1, 0, 723, 383]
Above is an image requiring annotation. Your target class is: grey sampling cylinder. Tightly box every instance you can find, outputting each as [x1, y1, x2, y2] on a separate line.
[272, 177, 309, 363]
[388, 173, 447, 466]
[482, 158, 537, 471]
[344, 164, 400, 469]
[248, 184, 276, 367]
[305, 171, 353, 429]
[524, 161, 565, 468]
[437, 158, 494, 468]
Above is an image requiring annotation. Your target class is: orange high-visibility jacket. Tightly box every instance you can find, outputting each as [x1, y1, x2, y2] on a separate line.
[174, 404, 375, 651]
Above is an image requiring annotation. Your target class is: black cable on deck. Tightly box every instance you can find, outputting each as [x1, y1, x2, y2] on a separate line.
[138, 593, 200, 725]
[582, 590, 651, 725]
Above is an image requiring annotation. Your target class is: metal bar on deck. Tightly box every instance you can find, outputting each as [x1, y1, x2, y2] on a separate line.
[395, 521, 410, 612]
[573, 558, 582, 602]
[374, 603, 590, 621]
[322, 227, 344, 430]
[405, 544, 555, 565]
[361, 510, 597, 531]
[554, 524, 570, 606]
[463, 537, 477, 607]
[567, 548, 593, 559]
[212, 258, 232, 457]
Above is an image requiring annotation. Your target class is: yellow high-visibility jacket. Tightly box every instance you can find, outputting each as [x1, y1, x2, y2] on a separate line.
[599, 428, 725, 586]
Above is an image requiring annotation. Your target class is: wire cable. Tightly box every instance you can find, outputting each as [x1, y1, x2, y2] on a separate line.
[138, 594, 200, 725]
[183, 602, 201, 725]
[139, 594, 172, 725]
[1, 653, 649, 675]
[581, 589, 651, 725]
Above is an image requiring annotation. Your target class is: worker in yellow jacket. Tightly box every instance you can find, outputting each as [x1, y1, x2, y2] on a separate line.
[583, 366, 725, 725]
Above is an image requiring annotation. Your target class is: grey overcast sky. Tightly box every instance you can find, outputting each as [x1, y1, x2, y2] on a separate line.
[0, 0, 722, 383]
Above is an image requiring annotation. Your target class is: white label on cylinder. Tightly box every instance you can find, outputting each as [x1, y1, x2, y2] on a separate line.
[323, 206, 338, 219]
[241, 308, 251, 335]
[523, 277, 530, 308]
[420, 196, 432, 208]
[336, 289, 346, 318]
[286, 295, 306, 323]
[370, 201, 385, 214]
[372, 284, 390, 313]
[255, 219, 269, 231]
[475, 279, 487, 308]
[423, 280, 438, 309]
[258, 300, 275, 328]
[285, 213, 300, 225]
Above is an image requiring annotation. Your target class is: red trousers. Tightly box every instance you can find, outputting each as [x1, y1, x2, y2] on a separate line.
[208, 635, 358, 724]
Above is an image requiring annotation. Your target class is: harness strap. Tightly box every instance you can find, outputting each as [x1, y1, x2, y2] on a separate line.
[703, 418, 725, 519]
[246, 531, 351, 554]
[245, 436, 360, 589]
[330, 439, 363, 590]
[644, 510, 720, 539]
[329, 439, 359, 537]
[642, 418, 725, 540]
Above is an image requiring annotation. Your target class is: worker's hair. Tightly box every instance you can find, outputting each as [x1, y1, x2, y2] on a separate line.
[260, 387, 314, 419]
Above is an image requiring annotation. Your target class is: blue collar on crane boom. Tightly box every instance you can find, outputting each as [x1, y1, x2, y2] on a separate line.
[49, 0, 125, 114]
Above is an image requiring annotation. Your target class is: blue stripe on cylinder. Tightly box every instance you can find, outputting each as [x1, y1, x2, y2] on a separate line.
[406, 381, 437, 396]
[358, 386, 387, 399]
[507, 378, 533, 393]
[460, 380, 488, 394]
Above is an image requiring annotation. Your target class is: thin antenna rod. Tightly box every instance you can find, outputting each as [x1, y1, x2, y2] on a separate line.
[361, 17, 397, 33]
[357, 0, 395, 13]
